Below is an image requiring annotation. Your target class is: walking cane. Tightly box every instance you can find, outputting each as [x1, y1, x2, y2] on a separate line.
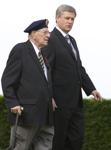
[6, 107, 23, 150]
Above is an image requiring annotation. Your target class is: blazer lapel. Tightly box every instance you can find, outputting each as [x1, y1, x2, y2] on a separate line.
[43, 56, 50, 69]
[70, 36, 79, 60]
[54, 28, 77, 61]
[26, 40, 46, 78]
[42, 54, 51, 82]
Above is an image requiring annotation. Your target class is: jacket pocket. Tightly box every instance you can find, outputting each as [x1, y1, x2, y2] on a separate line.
[19, 99, 36, 104]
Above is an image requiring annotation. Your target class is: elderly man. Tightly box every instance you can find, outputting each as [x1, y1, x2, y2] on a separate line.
[1, 19, 56, 150]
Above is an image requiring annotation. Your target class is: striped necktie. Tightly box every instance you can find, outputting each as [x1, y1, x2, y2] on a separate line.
[65, 34, 77, 60]
[38, 51, 45, 73]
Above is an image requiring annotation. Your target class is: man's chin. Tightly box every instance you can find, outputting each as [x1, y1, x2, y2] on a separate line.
[67, 29, 72, 33]
[64, 29, 71, 34]
[43, 43, 48, 47]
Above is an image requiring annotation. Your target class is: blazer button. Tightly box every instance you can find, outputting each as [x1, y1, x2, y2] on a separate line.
[47, 99, 49, 101]
[48, 86, 49, 88]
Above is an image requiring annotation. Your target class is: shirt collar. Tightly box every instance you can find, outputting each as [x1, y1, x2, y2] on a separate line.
[56, 26, 68, 37]
[30, 40, 40, 56]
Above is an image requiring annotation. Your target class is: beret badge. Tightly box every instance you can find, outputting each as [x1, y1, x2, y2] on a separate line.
[45, 19, 49, 26]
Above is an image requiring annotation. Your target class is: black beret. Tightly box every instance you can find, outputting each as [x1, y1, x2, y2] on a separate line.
[24, 19, 49, 33]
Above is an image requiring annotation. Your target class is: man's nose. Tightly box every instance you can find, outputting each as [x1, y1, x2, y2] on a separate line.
[47, 33, 50, 38]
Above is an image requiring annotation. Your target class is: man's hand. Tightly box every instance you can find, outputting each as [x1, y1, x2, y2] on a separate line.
[52, 98, 57, 111]
[91, 90, 102, 102]
[11, 106, 24, 116]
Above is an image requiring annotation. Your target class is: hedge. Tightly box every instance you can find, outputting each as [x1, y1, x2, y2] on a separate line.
[0, 95, 111, 149]
[83, 98, 111, 150]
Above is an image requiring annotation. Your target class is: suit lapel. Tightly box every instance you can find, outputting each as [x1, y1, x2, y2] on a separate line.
[70, 36, 79, 60]
[43, 56, 50, 69]
[42, 53, 51, 82]
[26, 40, 47, 79]
[54, 28, 77, 61]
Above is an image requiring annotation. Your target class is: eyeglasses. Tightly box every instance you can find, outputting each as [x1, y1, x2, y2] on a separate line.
[36, 30, 50, 35]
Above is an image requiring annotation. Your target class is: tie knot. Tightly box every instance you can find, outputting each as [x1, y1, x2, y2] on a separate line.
[65, 34, 69, 39]
[38, 51, 42, 55]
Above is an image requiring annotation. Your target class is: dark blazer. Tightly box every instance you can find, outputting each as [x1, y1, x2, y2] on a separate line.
[42, 28, 96, 108]
[1, 40, 53, 126]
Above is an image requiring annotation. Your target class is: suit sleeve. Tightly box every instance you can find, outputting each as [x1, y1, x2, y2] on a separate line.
[1, 45, 22, 108]
[73, 38, 96, 96]
[80, 60, 96, 96]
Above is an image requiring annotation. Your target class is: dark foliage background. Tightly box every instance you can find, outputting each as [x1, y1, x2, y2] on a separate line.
[0, 95, 111, 149]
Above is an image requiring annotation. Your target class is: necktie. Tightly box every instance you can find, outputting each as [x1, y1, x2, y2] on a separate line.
[38, 51, 45, 73]
[65, 34, 77, 60]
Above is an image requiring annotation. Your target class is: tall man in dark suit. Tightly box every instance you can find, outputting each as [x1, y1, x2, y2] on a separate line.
[1, 19, 56, 150]
[42, 5, 102, 150]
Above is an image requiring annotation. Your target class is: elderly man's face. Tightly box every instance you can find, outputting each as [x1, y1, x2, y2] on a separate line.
[33, 28, 50, 49]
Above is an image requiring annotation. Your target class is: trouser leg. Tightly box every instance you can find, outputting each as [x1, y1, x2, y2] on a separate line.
[52, 109, 70, 150]
[65, 108, 84, 150]
[31, 123, 54, 150]
[9, 125, 41, 150]
[52, 108, 84, 150]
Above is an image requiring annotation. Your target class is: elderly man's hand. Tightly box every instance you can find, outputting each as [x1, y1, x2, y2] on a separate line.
[91, 90, 102, 102]
[11, 106, 24, 116]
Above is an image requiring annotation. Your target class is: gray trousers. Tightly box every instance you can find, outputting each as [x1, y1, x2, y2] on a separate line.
[9, 123, 54, 150]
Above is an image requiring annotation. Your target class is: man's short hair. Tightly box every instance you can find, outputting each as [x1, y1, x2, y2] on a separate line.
[56, 4, 77, 17]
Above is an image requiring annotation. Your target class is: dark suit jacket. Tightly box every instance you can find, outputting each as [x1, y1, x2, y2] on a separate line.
[1, 40, 53, 126]
[42, 28, 96, 108]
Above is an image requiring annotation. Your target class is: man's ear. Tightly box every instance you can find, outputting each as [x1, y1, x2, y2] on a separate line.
[56, 15, 60, 23]
[31, 30, 36, 40]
